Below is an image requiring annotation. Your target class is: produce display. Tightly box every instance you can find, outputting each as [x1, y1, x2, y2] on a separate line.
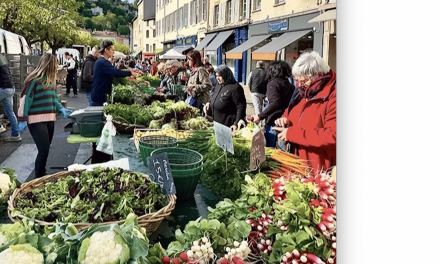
[104, 101, 204, 130]
[0, 214, 151, 264]
[12, 168, 168, 223]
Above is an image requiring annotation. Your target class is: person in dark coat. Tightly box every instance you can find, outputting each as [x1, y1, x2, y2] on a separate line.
[204, 65, 246, 132]
[81, 46, 100, 106]
[250, 61, 294, 147]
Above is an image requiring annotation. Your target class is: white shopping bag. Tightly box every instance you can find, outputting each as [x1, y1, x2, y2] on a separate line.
[96, 115, 117, 155]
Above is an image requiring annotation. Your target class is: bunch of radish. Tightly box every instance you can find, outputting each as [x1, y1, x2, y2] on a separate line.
[246, 211, 273, 238]
[280, 249, 326, 264]
[326, 235, 336, 264]
[218, 256, 245, 264]
[271, 178, 288, 201]
[255, 238, 273, 254]
[222, 240, 251, 262]
[170, 236, 215, 264]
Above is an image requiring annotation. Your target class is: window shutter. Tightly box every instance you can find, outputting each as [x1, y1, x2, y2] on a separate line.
[230, 0, 235, 23]
[245, 0, 250, 19]
[184, 4, 188, 27]
[210, 6, 215, 28]
[190, 1, 193, 25]
[220, 2, 226, 26]
[176, 9, 180, 29]
[235, 0, 240, 22]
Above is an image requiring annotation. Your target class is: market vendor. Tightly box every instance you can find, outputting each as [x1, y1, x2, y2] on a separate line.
[204, 65, 246, 132]
[158, 60, 189, 94]
[273, 51, 336, 171]
[90, 41, 137, 106]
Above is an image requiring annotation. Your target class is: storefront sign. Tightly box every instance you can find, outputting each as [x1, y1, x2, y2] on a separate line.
[268, 19, 289, 32]
[176, 36, 197, 46]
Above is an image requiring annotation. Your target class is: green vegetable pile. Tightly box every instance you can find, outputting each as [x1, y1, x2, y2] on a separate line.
[104, 100, 203, 129]
[0, 214, 151, 264]
[13, 168, 168, 224]
[0, 168, 20, 218]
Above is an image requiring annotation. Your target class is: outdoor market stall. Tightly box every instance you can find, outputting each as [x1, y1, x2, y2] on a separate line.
[0, 74, 336, 264]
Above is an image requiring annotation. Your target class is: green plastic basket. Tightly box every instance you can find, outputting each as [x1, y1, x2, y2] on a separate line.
[139, 135, 178, 166]
[77, 121, 105, 137]
[150, 147, 203, 200]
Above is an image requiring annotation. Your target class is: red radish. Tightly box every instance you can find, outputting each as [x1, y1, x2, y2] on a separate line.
[261, 213, 267, 218]
[319, 191, 328, 200]
[319, 181, 330, 188]
[300, 255, 307, 263]
[179, 252, 188, 262]
[220, 258, 228, 264]
[322, 221, 335, 230]
[291, 260, 299, 264]
[322, 208, 336, 215]
[332, 236, 336, 241]
[162, 256, 170, 264]
[325, 188, 335, 195]
[328, 258, 334, 264]
[321, 214, 334, 222]
[309, 199, 320, 207]
[332, 242, 336, 249]
[172, 258, 180, 264]
[306, 253, 325, 264]
[257, 225, 263, 231]
[317, 222, 326, 231]
[274, 190, 284, 196]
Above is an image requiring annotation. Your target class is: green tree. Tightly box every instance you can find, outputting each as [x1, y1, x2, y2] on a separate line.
[114, 41, 130, 54]
[117, 25, 130, 36]
[0, 0, 83, 53]
[82, 8, 93, 17]
[83, 18, 95, 30]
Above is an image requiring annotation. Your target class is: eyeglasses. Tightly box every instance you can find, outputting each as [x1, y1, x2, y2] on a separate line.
[294, 76, 313, 85]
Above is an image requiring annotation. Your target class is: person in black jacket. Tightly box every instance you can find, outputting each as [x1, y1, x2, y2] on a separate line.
[250, 61, 294, 147]
[247, 61, 267, 116]
[81, 46, 100, 106]
[204, 65, 246, 132]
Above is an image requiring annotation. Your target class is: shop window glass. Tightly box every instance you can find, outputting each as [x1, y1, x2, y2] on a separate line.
[253, 0, 261, 11]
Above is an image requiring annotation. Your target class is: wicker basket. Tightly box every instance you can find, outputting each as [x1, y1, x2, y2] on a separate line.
[112, 118, 147, 135]
[7, 170, 176, 233]
[77, 121, 105, 137]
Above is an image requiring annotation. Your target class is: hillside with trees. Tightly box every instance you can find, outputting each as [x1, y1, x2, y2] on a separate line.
[77, 0, 137, 36]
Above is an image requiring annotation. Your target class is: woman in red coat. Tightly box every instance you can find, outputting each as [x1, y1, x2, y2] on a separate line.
[273, 51, 336, 172]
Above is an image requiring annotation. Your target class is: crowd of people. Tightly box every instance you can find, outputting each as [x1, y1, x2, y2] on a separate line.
[0, 39, 336, 178]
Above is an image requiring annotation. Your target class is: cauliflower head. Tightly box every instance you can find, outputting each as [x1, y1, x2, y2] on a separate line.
[0, 172, 11, 199]
[78, 230, 130, 264]
[0, 243, 44, 264]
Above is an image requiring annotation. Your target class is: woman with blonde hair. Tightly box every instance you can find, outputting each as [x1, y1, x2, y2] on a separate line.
[17, 53, 73, 178]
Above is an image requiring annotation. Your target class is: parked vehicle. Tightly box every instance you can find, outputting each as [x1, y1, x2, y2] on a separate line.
[0, 28, 31, 55]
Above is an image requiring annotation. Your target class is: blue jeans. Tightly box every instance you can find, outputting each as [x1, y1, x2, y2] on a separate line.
[0, 88, 19, 137]
[86, 91, 93, 106]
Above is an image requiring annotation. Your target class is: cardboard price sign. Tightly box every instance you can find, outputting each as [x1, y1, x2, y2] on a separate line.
[213, 121, 234, 154]
[250, 130, 266, 170]
[147, 153, 176, 195]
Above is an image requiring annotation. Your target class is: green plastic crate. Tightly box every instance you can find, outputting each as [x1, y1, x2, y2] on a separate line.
[77, 121, 105, 137]
[150, 147, 203, 200]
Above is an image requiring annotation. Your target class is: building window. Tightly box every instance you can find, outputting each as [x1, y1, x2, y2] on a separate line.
[153, 44, 156, 52]
[146, 30, 149, 38]
[226, 0, 232, 23]
[214, 5, 219, 26]
[253, 0, 261, 11]
[194, 0, 198, 24]
[146, 44, 149, 52]
[147, 20, 149, 27]
[241, 0, 247, 18]
[275, 0, 285, 4]
[153, 29, 156, 37]
[190, 1, 194, 25]
[179, 7, 184, 28]
[171, 12, 175, 31]
[184, 4, 189, 26]
[202, 0, 207, 21]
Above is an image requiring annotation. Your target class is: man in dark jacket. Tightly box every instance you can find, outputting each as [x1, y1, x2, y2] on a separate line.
[91, 41, 136, 106]
[0, 54, 21, 142]
[159, 60, 188, 95]
[81, 46, 100, 106]
[247, 61, 267, 116]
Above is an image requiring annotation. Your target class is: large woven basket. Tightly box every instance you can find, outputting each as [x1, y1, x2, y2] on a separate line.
[7, 170, 176, 233]
[112, 118, 147, 135]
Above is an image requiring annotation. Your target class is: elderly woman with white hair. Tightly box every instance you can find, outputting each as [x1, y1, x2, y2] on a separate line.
[273, 51, 336, 172]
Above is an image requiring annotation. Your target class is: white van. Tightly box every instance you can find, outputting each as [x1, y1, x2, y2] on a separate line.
[0, 28, 31, 55]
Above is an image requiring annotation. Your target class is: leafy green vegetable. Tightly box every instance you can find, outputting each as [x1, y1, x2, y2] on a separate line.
[14, 168, 168, 224]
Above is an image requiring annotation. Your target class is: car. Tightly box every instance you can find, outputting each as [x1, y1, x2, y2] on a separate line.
[0, 28, 31, 55]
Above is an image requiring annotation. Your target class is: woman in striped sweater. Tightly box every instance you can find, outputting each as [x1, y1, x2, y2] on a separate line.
[17, 53, 73, 179]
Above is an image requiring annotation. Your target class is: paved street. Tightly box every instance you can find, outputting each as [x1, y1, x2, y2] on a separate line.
[0, 84, 255, 183]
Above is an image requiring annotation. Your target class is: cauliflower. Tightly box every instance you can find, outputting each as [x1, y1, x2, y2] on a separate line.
[0, 172, 11, 199]
[78, 230, 130, 264]
[0, 243, 44, 264]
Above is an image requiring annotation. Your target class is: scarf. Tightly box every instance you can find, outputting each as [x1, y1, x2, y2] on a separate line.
[215, 65, 237, 85]
[298, 69, 336, 99]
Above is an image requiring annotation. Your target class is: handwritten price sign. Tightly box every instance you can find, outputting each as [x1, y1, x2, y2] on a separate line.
[147, 152, 176, 195]
[250, 130, 266, 170]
